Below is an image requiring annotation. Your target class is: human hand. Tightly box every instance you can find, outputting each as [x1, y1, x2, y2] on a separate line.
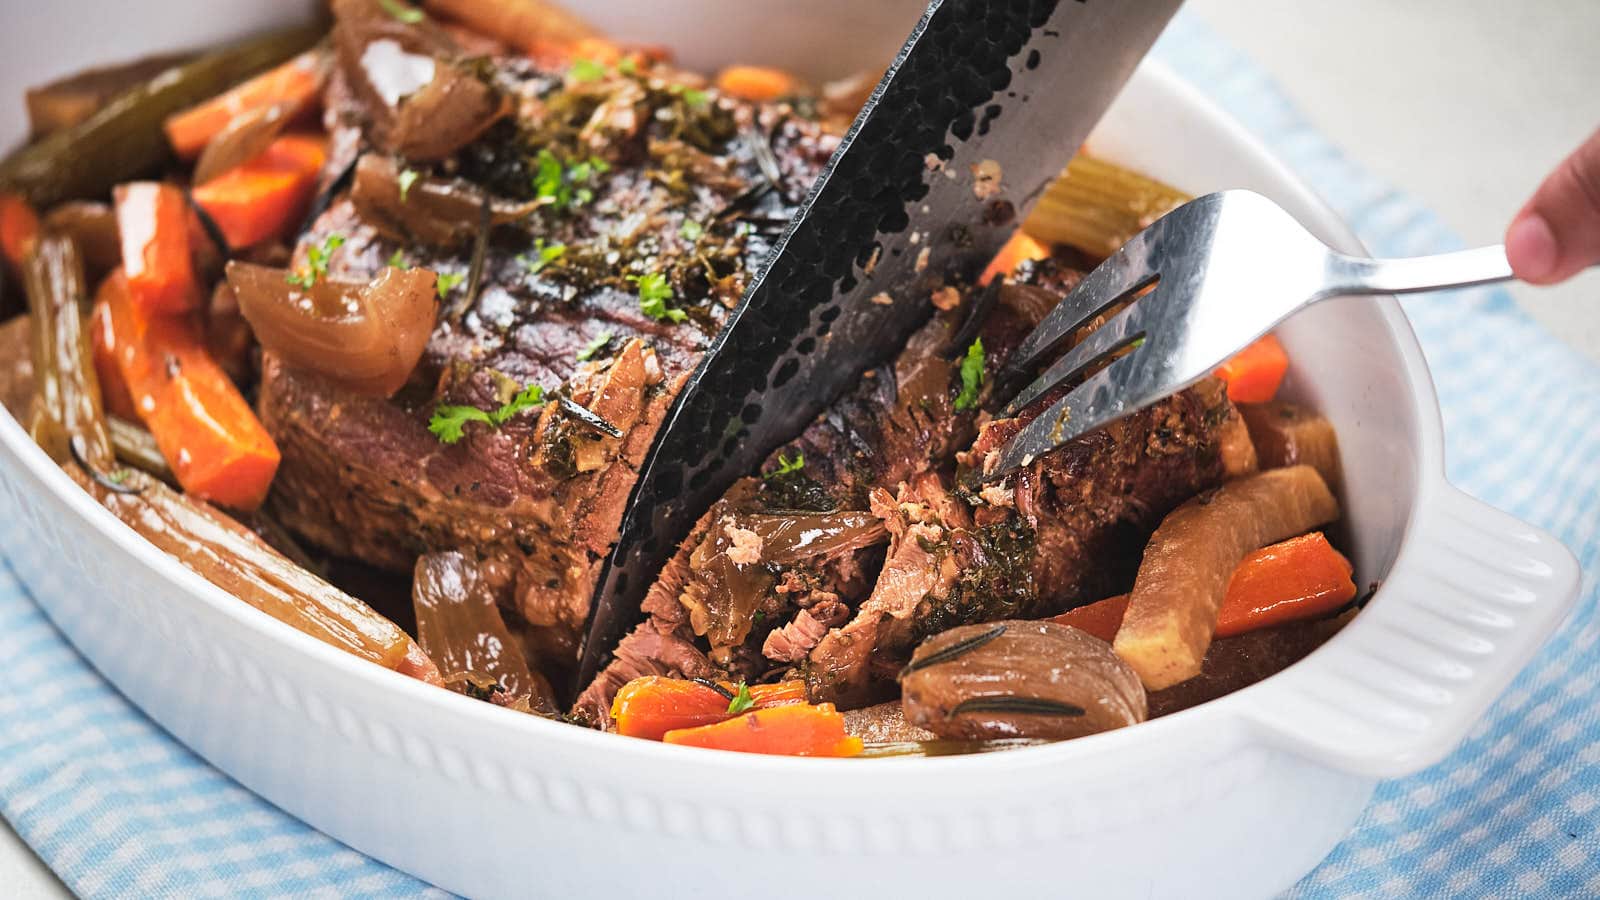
[1505, 127, 1600, 284]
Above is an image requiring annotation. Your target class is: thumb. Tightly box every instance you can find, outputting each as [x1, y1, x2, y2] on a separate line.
[1506, 127, 1600, 285]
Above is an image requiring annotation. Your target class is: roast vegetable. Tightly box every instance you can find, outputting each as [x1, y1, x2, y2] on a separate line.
[900, 620, 1146, 741]
[1113, 465, 1340, 689]
[0, 25, 323, 206]
[25, 53, 192, 138]
[1215, 333, 1289, 404]
[1052, 531, 1356, 641]
[23, 234, 114, 470]
[1022, 154, 1189, 257]
[100, 269, 281, 510]
[414, 551, 557, 712]
[108, 414, 175, 483]
[72, 465, 439, 682]
[979, 230, 1048, 285]
[714, 65, 797, 102]
[164, 49, 325, 161]
[192, 134, 328, 248]
[349, 154, 538, 248]
[42, 202, 121, 279]
[662, 702, 863, 757]
[421, 0, 601, 60]
[114, 181, 200, 313]
[225, 260, 439, 397]
[1240, 400, 1343, 493]
[1, 193, 41, 272]
[610, 676, 806, 741]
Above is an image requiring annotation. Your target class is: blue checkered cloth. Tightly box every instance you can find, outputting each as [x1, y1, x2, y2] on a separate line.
[2, 11, 1597, 899]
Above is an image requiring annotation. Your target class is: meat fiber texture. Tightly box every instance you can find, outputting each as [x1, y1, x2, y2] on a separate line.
[577, 256, 1238, 718]
[260, 44, 837, 665]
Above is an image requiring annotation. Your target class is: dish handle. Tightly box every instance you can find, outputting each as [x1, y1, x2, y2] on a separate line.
[1236, 483, 1580, 778]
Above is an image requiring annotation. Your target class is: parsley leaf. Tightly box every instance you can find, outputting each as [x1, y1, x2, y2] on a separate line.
[532, 149, 565, 204]
[765, 450, 803, 479]
[378, 0, 424, 24]
[567, 58, 606, 83]
[617, 57, 638, 76]
[679, 220, 704, 242]
[576, 331, 612, 362]
[519, 238, 566, 275]
[386, 249, 409, 270]
[680, 87, 709, 109]
[286, 234, 345, 289]
[954, 337, 985, 411]
[532, 150, 608, 210]
[397, 168, 420, 202]
[428, 384, 546, 444]
[435, 271, 465, 298]
[631, 272, 685, 323]
[726, 682, 754, 715]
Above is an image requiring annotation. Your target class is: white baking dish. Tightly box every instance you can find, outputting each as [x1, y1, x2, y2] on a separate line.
[0, 3, 1581, 897]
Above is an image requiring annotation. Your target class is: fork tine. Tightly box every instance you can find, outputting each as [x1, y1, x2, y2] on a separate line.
[1003, 281, 1158, 415]
[985, 355, 1136, 480]
[1003, 225, 1160, 378]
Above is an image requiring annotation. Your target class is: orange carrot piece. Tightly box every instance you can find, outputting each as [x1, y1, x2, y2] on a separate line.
[1050, 593, 1131, 644]
[1215, 333, 1289, 404]
[1052, 530, 1355, 641]
[101, 270, 280, 510]
[1215, 532, 1355, 637]
[89, 295, 141, 421]
[163, 51, 322, 160]
[0, 193, 40, 272]
[115, 182, 200, 314]
[715, 65, 797, 102]
[190, 133, 327, 249]
[980, 230, 1050, 285]
[663, 703, 863, 757]
[611, 676, 807, 740]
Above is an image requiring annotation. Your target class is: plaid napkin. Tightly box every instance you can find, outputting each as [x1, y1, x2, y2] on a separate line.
[2, 11, 1596, 899]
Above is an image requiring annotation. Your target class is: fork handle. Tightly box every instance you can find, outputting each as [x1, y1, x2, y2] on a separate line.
[1320, 245, 1514, 297]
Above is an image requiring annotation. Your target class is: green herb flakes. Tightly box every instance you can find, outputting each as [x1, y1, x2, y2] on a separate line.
[386, 249, 409, 270]
[567, 58, 606, 83]
[286, 234, 345, 289]
[532, 149, 609, 210]
[378, 0, 423, 24]
[631, 272, 686, 323]
[954, 337, 985, 411]
[397, 168, 420, 202]
[726, 682, 754, 715]
[576, 331, 613, 362]
[765, 450, 804, 479]
[679, 220, 704, 242]
[428, 384, 546, 444]
[435, 271, 465, 298]
[519, 238, 566, 275]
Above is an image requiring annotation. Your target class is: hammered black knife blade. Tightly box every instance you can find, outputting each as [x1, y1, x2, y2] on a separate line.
[575, 0, 1184, 693]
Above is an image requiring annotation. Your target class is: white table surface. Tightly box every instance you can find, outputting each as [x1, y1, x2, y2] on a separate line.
[4, 3, 1599, 897]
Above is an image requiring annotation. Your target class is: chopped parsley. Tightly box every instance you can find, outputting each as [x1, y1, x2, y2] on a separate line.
[386, 249, 409, 269]
[378, 0, 424, 24]
[428, 383, 546, 444]
[1129, 336, 1146, 349]
[765, 450, 804, 479]
[435, 271, 465, 298]
[726, 682, 754, 715]
[679, 87, 710, 109]
[519, 238, 566, 275]
[630, 272, 686, 322]
[617, 57, 638, 76]
[397, 168, 420, 202]
[532, 149, 609, 210]
[576, 331, 613, 362]
[567, 58, 606, 83]
[954, 337, 985, 411]
[286, 234, 345, 289]
[679, 220, 705, 242]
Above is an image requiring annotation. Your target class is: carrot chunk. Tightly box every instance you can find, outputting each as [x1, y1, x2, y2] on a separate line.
[980, 230, 1049, 285]
[0, 193, 40, 271]
[663, 703, 863, 757]
[714, 65, 797, 102]
[190, 133, 327, 249]
[100, 270, 279, 510]
[163, 51, 322, 160]
[611, 676, 807, 741]
[114, 182, 200, 314]
[1215, 333, 1289, 403]
[1053, 531, 1356, 643]
[89, 295, 140, 421]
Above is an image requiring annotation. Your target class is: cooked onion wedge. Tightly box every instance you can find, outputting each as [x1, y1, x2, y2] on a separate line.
[1113, 465, 1339, 690]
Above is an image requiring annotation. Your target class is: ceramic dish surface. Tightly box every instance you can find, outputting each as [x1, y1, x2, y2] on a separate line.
[0, 3, 1580, 898]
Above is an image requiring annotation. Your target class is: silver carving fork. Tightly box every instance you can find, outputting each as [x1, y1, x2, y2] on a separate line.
[988, 189, 1521, 479]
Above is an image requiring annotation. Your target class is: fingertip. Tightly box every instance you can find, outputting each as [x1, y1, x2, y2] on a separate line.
[1506, 213, 1560, 284]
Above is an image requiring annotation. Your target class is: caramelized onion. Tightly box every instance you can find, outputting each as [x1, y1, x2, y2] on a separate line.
[351, 154, 537, 249]
[414, 551, 557, 713]
[225, 260, 438, 397]
[332, 0, 507, 161]
[42, 201, 120, 278]
[192, 101, 296, 186]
